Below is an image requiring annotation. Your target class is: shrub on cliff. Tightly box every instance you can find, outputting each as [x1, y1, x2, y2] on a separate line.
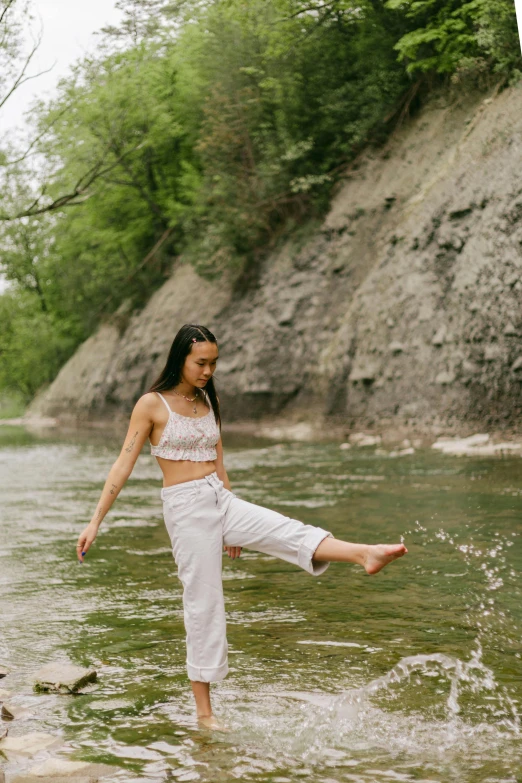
[387, 0, 521, 82]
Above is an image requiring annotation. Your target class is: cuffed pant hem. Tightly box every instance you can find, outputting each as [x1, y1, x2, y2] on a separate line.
[187, 658, 229, 683]
[298, 527, 333, 576]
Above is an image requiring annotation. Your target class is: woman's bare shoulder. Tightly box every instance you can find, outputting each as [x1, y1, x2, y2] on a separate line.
[134, 392, 162, 415]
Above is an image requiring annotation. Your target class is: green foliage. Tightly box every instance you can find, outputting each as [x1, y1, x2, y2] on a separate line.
[0, 390, 26, 419]
[175, 0, 410, 265]
[386, 0, 521, 78]
[0, 289, 77, 399]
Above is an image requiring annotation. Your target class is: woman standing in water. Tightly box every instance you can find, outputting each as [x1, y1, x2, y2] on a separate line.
[76, 324, 407, 728]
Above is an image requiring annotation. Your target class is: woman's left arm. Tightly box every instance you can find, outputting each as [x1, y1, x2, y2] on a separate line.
[214, 437, 232, 490]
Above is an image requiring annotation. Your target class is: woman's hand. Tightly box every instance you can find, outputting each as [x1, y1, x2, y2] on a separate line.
[76, 523, 98, 563]
[224, 545, 242, 559]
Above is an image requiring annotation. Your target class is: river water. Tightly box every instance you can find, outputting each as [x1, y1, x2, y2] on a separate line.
[0, 425, 520, 782]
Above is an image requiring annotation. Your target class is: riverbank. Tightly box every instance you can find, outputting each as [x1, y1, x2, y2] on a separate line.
[26, 84, 522, 432]
[2, 413, 521, 457]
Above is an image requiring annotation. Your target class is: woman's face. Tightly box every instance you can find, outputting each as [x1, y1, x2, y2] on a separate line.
[182, 340, 219, 389]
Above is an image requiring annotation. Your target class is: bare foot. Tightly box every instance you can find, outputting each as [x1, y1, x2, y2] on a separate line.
[364, 543, 408, 575]
[197, 713, 229, 731]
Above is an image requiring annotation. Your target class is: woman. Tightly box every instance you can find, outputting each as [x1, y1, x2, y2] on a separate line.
[76, 323, 407, 729]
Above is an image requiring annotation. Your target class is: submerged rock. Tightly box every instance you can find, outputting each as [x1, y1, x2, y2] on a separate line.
[1, 701, 33, 720]
[10, 758, 118, 782]
[0, 665, 9, 679]
[0, 731, 61, 755]
[34, 663, 97, 694]
[11, 778, 93, 783]
[12, 776, 96, 783]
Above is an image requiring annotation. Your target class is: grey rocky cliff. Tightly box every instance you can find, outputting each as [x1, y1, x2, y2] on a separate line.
[28, 87, 522, 436]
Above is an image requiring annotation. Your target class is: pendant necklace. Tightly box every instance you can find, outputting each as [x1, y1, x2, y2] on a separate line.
[173, 388, 199, 414]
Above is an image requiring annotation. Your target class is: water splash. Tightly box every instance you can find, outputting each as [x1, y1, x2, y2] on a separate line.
[329, 643, 519, 730]
[225, 645, 520, 781]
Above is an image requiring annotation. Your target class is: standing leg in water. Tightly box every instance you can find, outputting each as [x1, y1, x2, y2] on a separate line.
[191, 682, 225, 730]
[312, 538, 407, 574]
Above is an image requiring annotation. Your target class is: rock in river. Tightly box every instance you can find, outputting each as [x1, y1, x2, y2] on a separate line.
[0, 731, 62, 755]
[1, 701, 33, 720]
[11, 757, 117, 782]
[34, 663, 97, 694]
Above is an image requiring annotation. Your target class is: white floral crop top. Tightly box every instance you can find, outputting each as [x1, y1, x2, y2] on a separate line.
[150, 391, 220, 462]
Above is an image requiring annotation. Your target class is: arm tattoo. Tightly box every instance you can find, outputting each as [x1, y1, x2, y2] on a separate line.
[95, 507, 103, 520]
[109, 483, 118, 495]
[125, 431, 139, 453]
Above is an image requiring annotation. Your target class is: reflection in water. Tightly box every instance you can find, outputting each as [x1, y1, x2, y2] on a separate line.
[0, 425, 520, 782]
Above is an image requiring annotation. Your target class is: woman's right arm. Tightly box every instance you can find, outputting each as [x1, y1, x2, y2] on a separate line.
[75, 394, 157, 563]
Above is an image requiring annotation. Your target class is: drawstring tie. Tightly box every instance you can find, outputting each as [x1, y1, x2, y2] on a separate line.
[204, 472, 221, 506]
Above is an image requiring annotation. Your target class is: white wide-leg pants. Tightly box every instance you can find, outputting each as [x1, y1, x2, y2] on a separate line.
[161, 471, 332, 682]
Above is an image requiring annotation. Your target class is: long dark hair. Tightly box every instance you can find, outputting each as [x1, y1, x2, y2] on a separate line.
[148, 324, 221, 428]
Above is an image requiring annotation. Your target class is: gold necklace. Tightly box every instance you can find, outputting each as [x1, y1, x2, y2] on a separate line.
[173, 388, 199, 414]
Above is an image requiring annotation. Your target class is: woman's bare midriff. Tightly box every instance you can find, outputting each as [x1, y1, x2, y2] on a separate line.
[154, 456, 217, 487]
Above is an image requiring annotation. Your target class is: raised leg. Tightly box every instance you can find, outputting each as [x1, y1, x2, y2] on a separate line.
[222, 495, 333, 576]
[222, 493, 407, 576]
[312, 537, 407, 574]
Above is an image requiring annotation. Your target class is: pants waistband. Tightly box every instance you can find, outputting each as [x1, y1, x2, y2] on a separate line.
[160, 470, 221, 499]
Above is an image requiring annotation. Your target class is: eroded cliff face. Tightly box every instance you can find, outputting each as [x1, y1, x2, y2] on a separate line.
[29, 86, 522, 436]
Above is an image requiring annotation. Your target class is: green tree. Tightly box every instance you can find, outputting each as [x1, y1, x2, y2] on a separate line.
[386, 0, 521, 79]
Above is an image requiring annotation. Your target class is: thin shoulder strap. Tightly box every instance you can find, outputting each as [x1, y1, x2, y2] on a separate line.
[155, 391, 172, 414]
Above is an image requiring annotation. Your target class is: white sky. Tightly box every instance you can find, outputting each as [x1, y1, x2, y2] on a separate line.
[2, 0, 122, 135]
[516, 0, 522, 54]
